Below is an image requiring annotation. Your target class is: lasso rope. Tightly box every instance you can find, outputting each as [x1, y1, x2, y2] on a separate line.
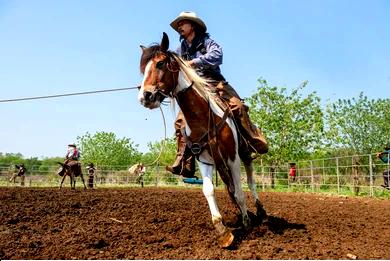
[148, 106, 167, 166]
[0, 85, 169, 167]
[0, 86, 140, 103]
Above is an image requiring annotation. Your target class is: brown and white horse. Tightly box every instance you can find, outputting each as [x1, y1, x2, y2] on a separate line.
[128, 163, 146, 187]
[138, 33, 266, 247]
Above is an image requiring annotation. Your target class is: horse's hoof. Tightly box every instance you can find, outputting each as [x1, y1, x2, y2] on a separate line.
[218, 230, 234, 248]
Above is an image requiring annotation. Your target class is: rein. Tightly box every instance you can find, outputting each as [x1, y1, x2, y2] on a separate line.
[185, 107, 230, 155]
[175, 83, 231, 156]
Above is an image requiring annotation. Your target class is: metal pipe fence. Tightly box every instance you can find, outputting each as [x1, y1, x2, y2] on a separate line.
[1, 153, 389, 197]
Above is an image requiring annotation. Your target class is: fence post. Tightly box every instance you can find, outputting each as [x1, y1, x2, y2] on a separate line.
[261, 167, 265, 192]
[322, 159, 325, 186]
[369, 154, 373, 197]
[310, 160, 314, 192]
[260, 159, 265, 192]
[336, 157, 340, 194]
[155, 162, 160, 187]
[287, 163, 290, 190]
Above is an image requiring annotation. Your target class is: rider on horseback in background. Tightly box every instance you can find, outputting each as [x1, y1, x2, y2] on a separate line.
[166, 11, 268, 178]
[65, 143, 80, 164]
[58, 143, 86, 189]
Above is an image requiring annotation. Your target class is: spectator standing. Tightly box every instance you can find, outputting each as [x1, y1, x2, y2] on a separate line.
[376, 145, 390, 189]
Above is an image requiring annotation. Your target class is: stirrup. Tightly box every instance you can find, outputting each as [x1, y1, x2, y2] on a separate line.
[166, 165, 183, 175]
[181, 169, 196, 178]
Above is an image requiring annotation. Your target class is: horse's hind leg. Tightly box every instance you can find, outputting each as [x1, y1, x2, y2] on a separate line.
[70, 174, 75, 190]
[80, 174, 87, 189]
[199, 162, 234, 248]
[244, 163, 267, 222]
[218, 160, 250, 229]
[229, 160, 251, 229]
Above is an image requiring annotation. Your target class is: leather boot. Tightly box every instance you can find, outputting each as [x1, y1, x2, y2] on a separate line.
[166, 112, 196, 177]
[231, 99, 268, 155]
[217, 82, 268, 156]
[181, 150, 196, 178]
[166, 129, 187, 175]
[166, 138, 196, 178]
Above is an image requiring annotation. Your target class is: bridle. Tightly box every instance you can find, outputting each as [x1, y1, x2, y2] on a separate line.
[150, 51, 180, 99]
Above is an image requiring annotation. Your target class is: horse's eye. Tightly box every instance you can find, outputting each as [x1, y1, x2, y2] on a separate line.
[156, 61, 165, 70]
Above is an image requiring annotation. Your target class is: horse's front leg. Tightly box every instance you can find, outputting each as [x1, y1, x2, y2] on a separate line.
[60, 174, 66, 189]
[70, 174, 75, 190]
[198, 162, 234, 248]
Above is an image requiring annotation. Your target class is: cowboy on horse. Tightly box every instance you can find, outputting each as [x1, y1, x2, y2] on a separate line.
[10, 163, 27, 186]
[138, 18, 269, 246]
[166, 11, 268, 178]
[57, 143, 86, 189]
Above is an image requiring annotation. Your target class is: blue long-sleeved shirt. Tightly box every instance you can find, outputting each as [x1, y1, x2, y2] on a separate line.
[176, 36, 224, 80]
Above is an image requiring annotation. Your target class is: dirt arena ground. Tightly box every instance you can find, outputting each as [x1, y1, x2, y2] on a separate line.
[0, 187, 389, 260]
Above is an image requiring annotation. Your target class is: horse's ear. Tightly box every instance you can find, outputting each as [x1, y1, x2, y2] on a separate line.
[160, 32, 169, 52]
[140, 45, 146, 52]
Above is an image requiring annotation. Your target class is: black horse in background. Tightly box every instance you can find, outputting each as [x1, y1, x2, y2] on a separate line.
[57, 161, 86, 189]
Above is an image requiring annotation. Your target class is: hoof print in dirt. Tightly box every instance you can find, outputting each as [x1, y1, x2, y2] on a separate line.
[162, 242, 174, 249]
[90, 239, 109, 249]
[71, 202, 82, 208]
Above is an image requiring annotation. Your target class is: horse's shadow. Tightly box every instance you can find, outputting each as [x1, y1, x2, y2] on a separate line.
[226, 211, 307, 249]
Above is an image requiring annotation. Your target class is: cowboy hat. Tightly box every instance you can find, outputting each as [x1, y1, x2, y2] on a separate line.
[68, 143, 76, 147]
[170, 11, 207, 33]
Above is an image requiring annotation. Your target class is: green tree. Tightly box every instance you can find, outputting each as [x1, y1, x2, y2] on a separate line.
[142, 137, 177, 165]
[77, 132, 141, 169]
[246, 78, 325, 166]
[0, 153, 24, 169]
[325, 92, 390, 154]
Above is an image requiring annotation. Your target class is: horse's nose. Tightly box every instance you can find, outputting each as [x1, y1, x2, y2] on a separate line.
[144, 91, 154, 102]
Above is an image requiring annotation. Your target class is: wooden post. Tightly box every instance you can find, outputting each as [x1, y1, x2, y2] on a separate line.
[336, 157, 340, 194]
[261, 159, 265, 192]
[310, 160, 314, 192]
[369, 154, 373, 197]
[287, 163, 290, 190]
[322, 159, 325, 186]
[156, 163, 159, 186]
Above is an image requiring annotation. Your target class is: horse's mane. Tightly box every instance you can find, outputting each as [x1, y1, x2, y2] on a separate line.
[170, 52, 212, 102]
[140, 44, 213, 103]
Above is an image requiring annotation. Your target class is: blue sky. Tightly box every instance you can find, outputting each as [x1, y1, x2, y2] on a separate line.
[0, 0, 389, 158]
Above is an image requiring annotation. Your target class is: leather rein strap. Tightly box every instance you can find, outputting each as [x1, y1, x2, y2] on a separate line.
[183, 104, 231, 155]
